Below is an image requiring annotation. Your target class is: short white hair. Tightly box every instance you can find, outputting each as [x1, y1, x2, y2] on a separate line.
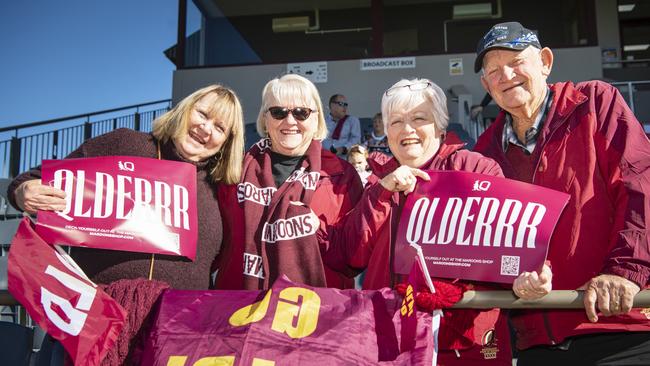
[381, 78, 449, 132]
[256, 74, 327, 140]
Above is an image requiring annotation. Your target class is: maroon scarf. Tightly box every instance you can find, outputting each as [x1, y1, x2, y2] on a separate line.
[238, 138, 326, 289]
[330, 115, 348, 140]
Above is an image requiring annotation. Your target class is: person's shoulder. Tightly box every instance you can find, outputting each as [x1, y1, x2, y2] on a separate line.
[450, 149, 503, 176]
[451, 148, 492, 162]
[93, 128, 152, 143]
[84, 128, 155, 155]
[320, 148, 355, 177]
[556, 80, 619, 100]
[574, 79, 615, 92]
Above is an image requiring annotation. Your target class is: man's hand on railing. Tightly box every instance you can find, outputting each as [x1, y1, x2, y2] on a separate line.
[582, 274, 641, 323]
[15, 179, 67, 214]
[513, 264, 553, 300]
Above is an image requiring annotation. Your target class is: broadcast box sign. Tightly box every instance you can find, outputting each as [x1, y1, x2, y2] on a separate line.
[360, 57, 416, 71]
[394, 171, 569, 284]
[37, 156, 198, 260]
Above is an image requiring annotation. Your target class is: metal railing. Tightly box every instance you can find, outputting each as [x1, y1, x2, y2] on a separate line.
[2, 289, 650, 309]
[0, 100, 172, 178]
[611, 80, 650, 133]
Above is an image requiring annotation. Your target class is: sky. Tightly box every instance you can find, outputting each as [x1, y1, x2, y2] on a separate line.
[0, 0, 182, 129]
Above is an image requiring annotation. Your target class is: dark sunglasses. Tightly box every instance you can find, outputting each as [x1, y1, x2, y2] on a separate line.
[332, 101, 349, 107]
[267, 106, 316, 121]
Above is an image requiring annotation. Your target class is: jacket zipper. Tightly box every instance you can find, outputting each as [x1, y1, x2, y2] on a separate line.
[530, 96, 586, 345]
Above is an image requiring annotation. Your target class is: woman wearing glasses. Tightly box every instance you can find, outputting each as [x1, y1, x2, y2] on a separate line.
[337, 78, 513, 365]
[213, 74, 362, 290]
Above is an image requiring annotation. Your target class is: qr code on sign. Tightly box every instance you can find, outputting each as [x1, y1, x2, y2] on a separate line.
[500, 255, 520, 276]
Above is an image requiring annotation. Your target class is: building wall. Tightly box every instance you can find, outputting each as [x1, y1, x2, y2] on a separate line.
[172, 46, 603, 127]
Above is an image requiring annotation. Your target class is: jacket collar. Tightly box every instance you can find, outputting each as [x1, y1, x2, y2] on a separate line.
[484, 81, 588, 153]
[541, 81, 588, 137]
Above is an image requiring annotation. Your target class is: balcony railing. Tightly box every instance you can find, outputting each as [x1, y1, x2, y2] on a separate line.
[0, 100, 171, 178]
[611, 80, 650, 133]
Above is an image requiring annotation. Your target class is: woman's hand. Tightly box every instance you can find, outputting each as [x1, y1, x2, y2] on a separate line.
[379, 165, 430, 195]
[14, 179, 67, 214]
[513, 264, 553, 300]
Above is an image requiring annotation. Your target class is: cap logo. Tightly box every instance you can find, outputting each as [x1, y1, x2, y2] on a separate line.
[518, 32, 539, 43]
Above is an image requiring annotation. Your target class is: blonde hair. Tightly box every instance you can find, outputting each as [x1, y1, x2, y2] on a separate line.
[381, 78, 449, 132]
[348, 144, 369, 159]
[256, 74, 327, 140]
[152, 84, 244, 184]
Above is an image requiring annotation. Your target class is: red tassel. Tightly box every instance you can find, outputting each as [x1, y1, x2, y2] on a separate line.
[395, 280, 468, 312]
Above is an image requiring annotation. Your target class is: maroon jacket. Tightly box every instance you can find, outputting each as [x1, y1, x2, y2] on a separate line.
[213, 147, 362, 290]
[332, 140, 513, 361]
[475, 81, 650, 349]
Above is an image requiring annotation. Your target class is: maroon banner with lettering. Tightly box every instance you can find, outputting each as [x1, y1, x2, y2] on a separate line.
[38, 156, 198, 259]
[7, 218, 126, 366]
[140, 276, 436, 365]
[394, 171, 569, 284]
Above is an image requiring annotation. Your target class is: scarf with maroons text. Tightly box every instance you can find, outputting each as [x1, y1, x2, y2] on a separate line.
[238, 138, 326, 289]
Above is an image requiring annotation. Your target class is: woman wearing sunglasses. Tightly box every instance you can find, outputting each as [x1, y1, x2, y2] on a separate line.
[213, 74, 362, 290]
[336, 78, 514, 365]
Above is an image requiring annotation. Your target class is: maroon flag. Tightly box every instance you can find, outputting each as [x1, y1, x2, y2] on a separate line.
[395, 171, 569, 283]
[38, 156, 198, 259]
[399, 253, 432, 352]
[141, 276, 435, 365]
[7, 218, 126, 366]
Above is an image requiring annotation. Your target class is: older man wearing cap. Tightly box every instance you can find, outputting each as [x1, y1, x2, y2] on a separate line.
[474, 22, 650, 365]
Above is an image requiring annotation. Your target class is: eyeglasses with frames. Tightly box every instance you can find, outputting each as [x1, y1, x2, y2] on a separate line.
[267, 106, 316, 121]
[332, 101, 349, 107]
[384, 81, 432, 96]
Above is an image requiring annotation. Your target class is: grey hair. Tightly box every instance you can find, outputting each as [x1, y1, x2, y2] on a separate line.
[380, 78, 449, 132]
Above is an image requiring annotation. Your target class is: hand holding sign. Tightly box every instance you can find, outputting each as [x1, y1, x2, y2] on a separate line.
[513, 263, 553, 300]
[394, 171, 570, 283]
[37, 156, 199, 260]
[380, 165, 430, 195]
[15, 179, 67, 214]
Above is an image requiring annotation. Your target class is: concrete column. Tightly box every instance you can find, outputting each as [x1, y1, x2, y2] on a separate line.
[595, 0, 621, 64]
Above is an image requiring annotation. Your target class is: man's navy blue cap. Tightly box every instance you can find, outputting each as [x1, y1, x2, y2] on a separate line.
[474, 22, 541, 73]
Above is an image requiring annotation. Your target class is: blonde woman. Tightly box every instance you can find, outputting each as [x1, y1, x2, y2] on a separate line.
[9, 84, 244, 290]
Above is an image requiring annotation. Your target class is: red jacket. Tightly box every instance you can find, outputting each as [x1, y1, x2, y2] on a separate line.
[214, 147, 362, 290]
[330, 140, 513, 362]
[475, 81, 650, 350]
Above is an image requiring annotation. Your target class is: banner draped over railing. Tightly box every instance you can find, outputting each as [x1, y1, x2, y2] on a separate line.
[140, 276, 437, 366]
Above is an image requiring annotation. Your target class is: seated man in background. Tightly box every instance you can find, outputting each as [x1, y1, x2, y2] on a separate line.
[322, 94, 361, 157]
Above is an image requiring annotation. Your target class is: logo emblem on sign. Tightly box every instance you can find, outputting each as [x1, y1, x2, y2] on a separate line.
[472, 180, 491, 192]
[118, 161, 135, 172]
